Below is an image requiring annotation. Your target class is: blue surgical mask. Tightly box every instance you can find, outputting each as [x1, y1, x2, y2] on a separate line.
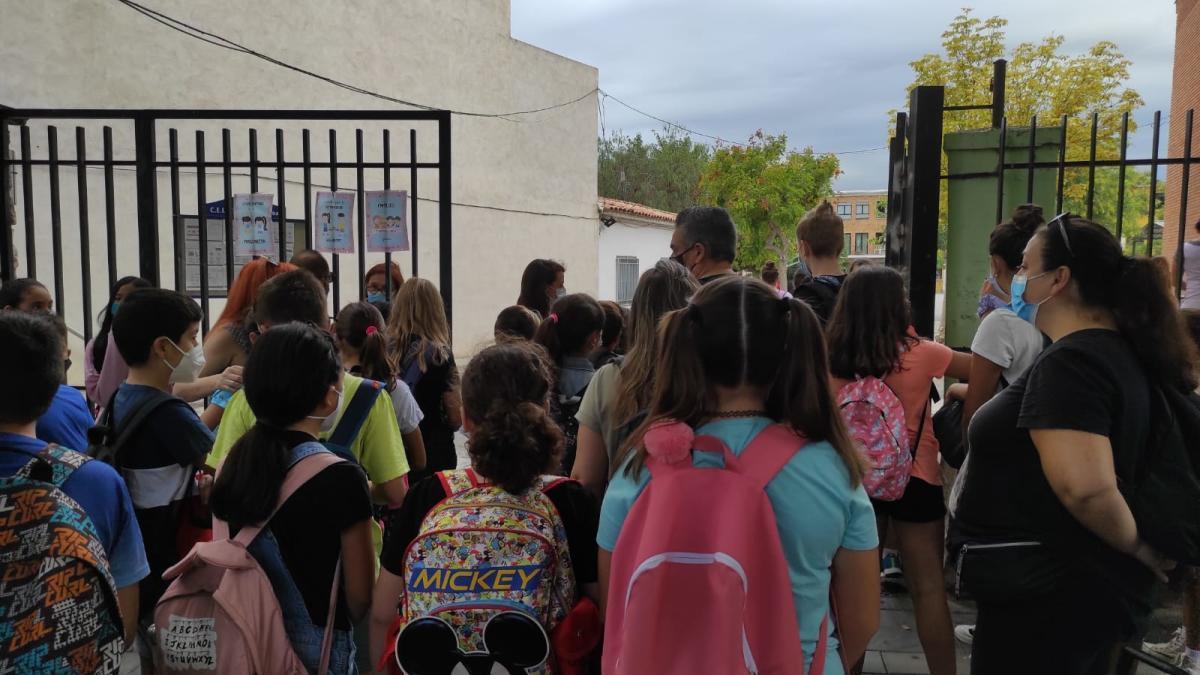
[366, 291, 387, 304]
[1009, 271, 1051, 324]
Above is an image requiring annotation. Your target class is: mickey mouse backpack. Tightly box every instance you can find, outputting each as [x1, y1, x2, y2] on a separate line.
[384, 469, 581, 675]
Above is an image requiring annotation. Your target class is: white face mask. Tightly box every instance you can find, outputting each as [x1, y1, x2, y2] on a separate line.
[164, 340, 206, 385]
[308, 387, 344, 434]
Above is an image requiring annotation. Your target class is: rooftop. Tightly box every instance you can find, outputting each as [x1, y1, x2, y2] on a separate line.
[599, 197, 677, 224]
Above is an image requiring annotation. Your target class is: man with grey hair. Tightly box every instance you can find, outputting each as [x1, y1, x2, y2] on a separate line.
[669, 206, 737, 284]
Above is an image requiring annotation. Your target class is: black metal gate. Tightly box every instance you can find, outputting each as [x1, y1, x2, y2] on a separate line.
[886, 61, 1198, 337]
[1, 108, 452, 340]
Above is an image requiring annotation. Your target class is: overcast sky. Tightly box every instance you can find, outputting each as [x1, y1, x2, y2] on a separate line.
[511, 0, 1177, 191]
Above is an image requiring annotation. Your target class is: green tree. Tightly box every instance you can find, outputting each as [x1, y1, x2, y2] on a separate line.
[903, 9, 1148, 250]
[699, 131, 840, 273]
[598, 127, 711, 213]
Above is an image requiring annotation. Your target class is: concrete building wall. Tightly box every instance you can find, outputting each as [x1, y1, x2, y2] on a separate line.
[1, 0, 598, 364]
[1163, 0, 1200, 268]
[596, 218, 672, 303]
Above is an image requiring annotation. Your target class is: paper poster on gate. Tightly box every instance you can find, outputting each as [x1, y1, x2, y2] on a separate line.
[366, 190, 410, 252]
[234, 193, 275, 256]
[314, 191, 356, 254]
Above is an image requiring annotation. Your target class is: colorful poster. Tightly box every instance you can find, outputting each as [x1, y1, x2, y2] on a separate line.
[366, 190, 410, 252]
[315, 191, 356, 254]
[234, 193, 275, 257]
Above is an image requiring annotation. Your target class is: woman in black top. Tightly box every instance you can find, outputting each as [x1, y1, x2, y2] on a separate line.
[369, 340, 598, 669]
[954, 215, 1192, 674]
[210, 323, 374, 673]
[386, 278, 462, 483]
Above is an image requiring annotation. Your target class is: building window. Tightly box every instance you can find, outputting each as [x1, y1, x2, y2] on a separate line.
[844, 234, 851, 254]
[836, 203, 852, 217]
[616, 256, 639, 304]
[856, 202, 870, 219]
[855, 233, 868, 254]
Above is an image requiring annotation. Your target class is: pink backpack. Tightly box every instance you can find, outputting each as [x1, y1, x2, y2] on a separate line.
[604, 421, 829, 675]
[836, 377, 913, 501]
[152, 452, 343, 674]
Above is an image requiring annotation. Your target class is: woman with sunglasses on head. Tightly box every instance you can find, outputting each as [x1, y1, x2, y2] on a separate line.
[952, 214, 1191, 674]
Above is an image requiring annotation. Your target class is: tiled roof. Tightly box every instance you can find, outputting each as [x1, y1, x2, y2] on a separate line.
[599, 197, 676, 224]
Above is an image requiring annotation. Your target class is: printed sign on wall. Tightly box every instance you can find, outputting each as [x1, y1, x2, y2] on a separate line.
[314, 191, 356, 254]
[366, 190, 410, 252]
[233, 193, 275, 257]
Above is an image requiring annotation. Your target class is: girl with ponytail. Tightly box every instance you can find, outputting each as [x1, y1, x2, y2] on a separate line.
[335, 302, 426, 472]
[599, 276, 880, 671]
[209, 322, 374, 672]
[953, 214, 1195, 673]
[370, 341, 600, 668]
[534, 293, 605, 474]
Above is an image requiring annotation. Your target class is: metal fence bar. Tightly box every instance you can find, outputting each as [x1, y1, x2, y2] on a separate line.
[328, 129, 340, 314]
[356, 129, 366, 297]
[169, 129, 184, 292]
[102, 127, 117, 291]
[1056, 115, 1068, 214]
[1147, 112, 1162, 254]
[995, 116, 1007, 226]
[134, 116, 160, 284]
[47, 126, 64, 318]
[276, 128, 287, 262]
[1025, 116, 1037, 202]
[0, 121, 10, 282]
[1115, 112, 1129, 239]
[301, 130, 312, 251]
[75, 127, 94, 343]
[249, 128, 259, 194]
[19, 126, 36, 279]
[382, 129, 392, 297]
[221, 129, 234, 289]
[3, 109, 457, 121]
[1175, 110, 1194, 302]
[1086, 112, 1099, 220]
[196, 131, 210, 334]
[991, 59, 1006, 129]
[410, 128, 419, 279]
[438, 112, 452, 326]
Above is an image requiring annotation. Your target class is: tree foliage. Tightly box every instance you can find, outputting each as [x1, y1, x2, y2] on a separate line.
[698, 131, 840, 272]
[598, 127, 711, 214]
[904, 9, 1149, 246]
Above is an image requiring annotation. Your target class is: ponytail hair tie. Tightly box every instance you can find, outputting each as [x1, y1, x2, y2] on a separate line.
[365, 325, 378, 336]
[548, 313, 559, 324]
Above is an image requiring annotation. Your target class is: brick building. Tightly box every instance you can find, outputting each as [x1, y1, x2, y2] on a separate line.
[829, 189, 887, 259]
[1163, 0, 1200, 265]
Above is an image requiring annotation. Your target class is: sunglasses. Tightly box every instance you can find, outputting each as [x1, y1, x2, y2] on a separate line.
[1046, 212, 1075, 258]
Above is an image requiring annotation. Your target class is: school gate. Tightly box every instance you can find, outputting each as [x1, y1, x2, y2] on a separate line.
[0, 108, 452, 343]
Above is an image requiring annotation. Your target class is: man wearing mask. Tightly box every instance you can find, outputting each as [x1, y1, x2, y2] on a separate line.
[669, 206, 738, 284]
[110, 288, 215, 625]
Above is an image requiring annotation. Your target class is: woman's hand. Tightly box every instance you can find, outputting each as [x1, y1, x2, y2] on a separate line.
[219, 365, 244, 392]
[1131, 539, 1175, 582]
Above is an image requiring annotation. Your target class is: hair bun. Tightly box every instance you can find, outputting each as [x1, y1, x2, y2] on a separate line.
[1011, 204, 1045, 233]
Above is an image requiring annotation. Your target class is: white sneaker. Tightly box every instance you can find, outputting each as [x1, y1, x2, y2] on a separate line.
[954, 624, 974, 646]
[1142, 627, 1186, 665]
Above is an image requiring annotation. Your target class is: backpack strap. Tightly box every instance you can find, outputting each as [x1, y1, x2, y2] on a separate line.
[541, 475, 576, 493]
[12, 443, 80, 487]
[214, 450, 344, 545]
[730, 424, 806, 489]
[436, 468, 483, 496]
[91, 388, 177, 465]
[324, 378, 384, 458]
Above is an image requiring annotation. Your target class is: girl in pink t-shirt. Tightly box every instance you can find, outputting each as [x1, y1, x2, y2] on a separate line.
[826, 265, 970, 675]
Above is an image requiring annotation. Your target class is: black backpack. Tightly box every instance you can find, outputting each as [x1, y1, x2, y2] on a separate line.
[1121, 384, 1200, 564]
[551, 383, 588, 476]
[87, 389, 176, 465]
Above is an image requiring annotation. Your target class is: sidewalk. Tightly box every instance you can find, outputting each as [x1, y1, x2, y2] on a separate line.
[866, 588, 1184, 674]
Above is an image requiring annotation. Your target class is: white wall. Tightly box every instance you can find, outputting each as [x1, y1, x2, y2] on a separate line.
[1, 0, 598, 364]
[597, 218, 673, 302]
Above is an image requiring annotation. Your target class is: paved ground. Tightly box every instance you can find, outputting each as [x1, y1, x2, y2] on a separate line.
[866, 586, 1185, 674]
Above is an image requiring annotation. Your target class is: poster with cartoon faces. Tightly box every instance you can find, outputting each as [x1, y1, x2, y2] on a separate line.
[233, 193, 274, 256]
[315, 191, 356, 254]
[365, 190, 410, 252]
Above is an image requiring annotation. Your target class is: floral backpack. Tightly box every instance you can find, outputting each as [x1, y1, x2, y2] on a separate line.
[386, 469, 577, 675]
[836, 376, 915, 501]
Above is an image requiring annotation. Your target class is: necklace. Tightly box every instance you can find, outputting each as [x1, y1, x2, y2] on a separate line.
[707, 409, 769, 419]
